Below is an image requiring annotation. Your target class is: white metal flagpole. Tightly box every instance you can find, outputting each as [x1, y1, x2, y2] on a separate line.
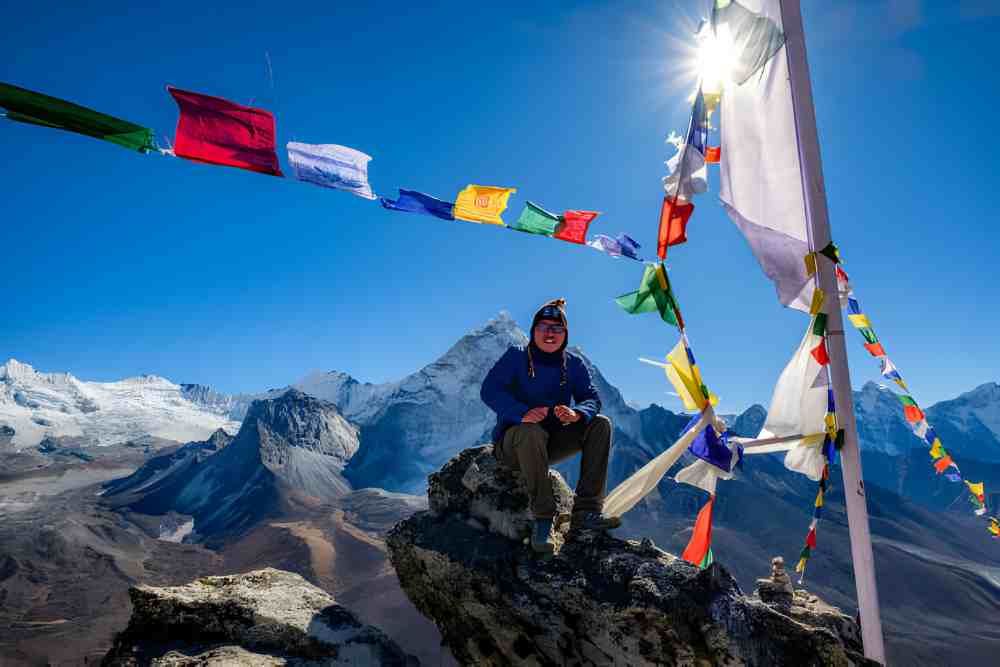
[778, 0, 887, 663]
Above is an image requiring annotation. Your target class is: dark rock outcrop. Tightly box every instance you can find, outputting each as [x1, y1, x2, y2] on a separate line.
[387, 447, 874, 666]
[102, 568, 418, 666]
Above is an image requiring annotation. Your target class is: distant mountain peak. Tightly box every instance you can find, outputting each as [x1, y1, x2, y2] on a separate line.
[0, 359, 239, 449]
[960, 381, 1000, 404]
[1, 358, 36, 380]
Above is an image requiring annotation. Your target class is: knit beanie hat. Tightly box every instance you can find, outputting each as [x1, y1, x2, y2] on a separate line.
[530, 298, 569, 350]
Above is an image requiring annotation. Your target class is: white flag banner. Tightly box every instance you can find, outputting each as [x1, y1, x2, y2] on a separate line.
[754, 321, 829, 480]
[604, 409, 713, 518]
[287, 142, 377, 200]
[717, 0, 815, 312]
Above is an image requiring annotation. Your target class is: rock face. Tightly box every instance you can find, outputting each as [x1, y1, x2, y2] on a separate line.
[102, 568, 418, 666]
[387, 447, 873, 667]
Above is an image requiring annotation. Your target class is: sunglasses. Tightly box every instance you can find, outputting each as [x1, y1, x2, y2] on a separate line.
[537, 324, 566, 335]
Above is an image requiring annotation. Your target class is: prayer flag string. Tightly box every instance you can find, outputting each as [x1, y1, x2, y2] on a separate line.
[836, 264, 990, 525]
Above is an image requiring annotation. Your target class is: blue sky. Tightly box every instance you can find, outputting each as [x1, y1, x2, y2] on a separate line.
[2, 0, 998, 413]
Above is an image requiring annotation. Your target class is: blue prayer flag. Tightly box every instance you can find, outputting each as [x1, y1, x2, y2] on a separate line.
[587, 234, 643, 261]
[617, 233, 642, 260]
[848, 297, 862, 315]
[689, 424, 733, 472]
[380, 188, 455, 220]
[688, 89, 709, 155]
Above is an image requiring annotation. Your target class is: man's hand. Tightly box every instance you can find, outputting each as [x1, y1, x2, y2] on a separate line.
[554, 405, 580, 424]
[522, 407, 549, 423]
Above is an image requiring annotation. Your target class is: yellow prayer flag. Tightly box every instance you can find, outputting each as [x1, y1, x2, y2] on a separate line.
[795, 557, 807, 573]
[809, 287, 825, 315]
[804, 252, 817, 277]
[453, 185, 516, 225]
[664, 339, 713, 412]
[966, 481, 984, 497]
[815, 491, 824, 508]
[929, 438, 945, 459]
[848, 313, 871, 328]
[989, 519, 999, 536]
[703, 91, 721, 115]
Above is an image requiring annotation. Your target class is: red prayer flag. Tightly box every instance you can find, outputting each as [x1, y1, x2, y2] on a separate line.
[554, 210, 598, 244]
[864, 342, 886, 357]
[805, 527, 817, 549]
[167, 86, 283, 176]
[657, 196, 694, 259]
[682, 495, 715, 566]
[705, 146, 721, 163]
[934, 455, 953, 473]
[904, 405, 926, 423]
[811, 338, 830, 366]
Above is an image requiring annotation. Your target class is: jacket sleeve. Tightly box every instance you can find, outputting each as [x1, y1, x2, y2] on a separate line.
[571, 359, 601, 423]
[481, 348, 531, 424]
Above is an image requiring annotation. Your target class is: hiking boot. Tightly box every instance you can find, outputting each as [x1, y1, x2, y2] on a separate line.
[530, 518, 555, 554]
[570, 511, 621, 533]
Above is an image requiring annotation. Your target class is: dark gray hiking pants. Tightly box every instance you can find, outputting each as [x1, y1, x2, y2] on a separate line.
[496, 415, 612, 519]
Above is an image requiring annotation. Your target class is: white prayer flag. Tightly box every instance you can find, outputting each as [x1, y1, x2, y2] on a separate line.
[663, 132, 708, 200]
[717, 0, 815, 312]
[756, 321, 828, 480]
[287, 142, 376, 200]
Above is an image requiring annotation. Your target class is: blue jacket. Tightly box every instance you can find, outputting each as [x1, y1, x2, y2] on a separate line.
[480, 345, 602, 444]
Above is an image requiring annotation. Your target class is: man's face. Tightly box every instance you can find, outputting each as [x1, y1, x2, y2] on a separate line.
[533, 318, 566, 353]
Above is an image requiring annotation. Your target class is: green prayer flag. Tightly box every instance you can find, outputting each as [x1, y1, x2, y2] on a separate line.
[512, 201, 560, 236]
[698, 548, 714, 569]
[898, 395, 918, 408]
[799, 545, 811, 560]
[615, 264, 680, 327]
[819, 241, 841, 264]
[812, 313, 828, 336]
[859, 328, 879, 345]
[0, 82, 155, 153]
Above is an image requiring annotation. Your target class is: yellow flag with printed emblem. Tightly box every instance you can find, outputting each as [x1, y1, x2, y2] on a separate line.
[453, 185, 516, 225]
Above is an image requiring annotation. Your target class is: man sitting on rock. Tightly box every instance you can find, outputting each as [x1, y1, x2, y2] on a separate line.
[481, 298, 619, 554]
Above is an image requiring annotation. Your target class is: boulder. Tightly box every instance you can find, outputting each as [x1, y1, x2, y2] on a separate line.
[101, 568, 418, 666]
[387, 446, 875, 666]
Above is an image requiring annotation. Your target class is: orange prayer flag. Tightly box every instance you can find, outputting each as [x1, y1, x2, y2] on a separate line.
[682, 495, 715, 566]
[934, 455, 953, 473]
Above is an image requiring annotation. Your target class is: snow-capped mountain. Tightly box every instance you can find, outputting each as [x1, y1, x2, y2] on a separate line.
[0, 359, 241, 450]
[852, 381, 924, 456]
[925, 382, 1000, 462]
[104, 389, 359, 537]
[296, 313, 714, 493]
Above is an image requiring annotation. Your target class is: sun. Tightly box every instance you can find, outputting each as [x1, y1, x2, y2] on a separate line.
[696, 25, 736, 95]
